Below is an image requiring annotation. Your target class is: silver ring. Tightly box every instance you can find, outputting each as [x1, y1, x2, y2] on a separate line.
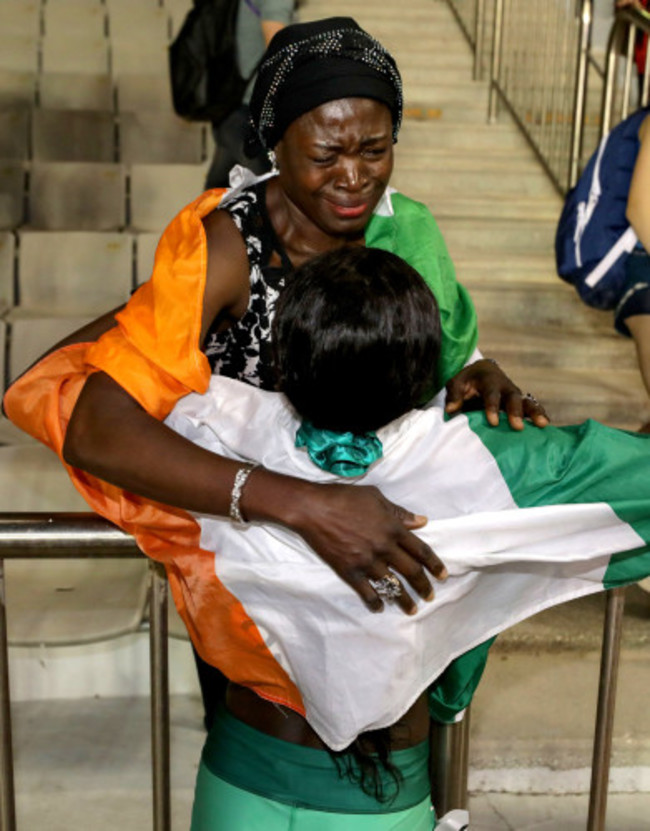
[369, 574, 402, 600]
[523, 392, 539, 405]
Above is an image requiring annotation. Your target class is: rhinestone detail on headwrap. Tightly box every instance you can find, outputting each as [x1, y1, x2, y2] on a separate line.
[247, 21, 403, 154]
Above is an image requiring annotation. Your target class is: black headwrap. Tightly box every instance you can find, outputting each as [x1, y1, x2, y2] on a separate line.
[246, 17, 403, 155]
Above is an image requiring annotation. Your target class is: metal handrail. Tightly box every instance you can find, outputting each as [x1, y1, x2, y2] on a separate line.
[440, 4, 647, 826]
[445, 0, 493, 80]
[601, 5, 650, 136]
[569, 0, 594, 188]
[0, 512, 639, 829]
[430, 710, 471, 816]
[0, 512, 472, 826]
[462, 2, 650, 191]
[0, 514, 170, 831]
[583, 11, 650, 831]
[486, 0, 594, 194]
[587, 587, 626, 831]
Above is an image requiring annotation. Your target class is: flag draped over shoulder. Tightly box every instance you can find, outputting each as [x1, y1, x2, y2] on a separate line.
[0, 183, 477, 730]
[4, 177, 647, 750]
[164, 376, 650, 750]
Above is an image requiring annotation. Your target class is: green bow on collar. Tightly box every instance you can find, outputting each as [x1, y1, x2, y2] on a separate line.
[295, 420, 383, 477]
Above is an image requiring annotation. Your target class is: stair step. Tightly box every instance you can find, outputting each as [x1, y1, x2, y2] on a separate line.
[400, 70, 488, 92]
[387, 49, 475, 69]
[302, 1, 453, 19]
[401, 80, 489, 105]
[479, 324, 638, 372]
[422, 195, 561, 221]
[496, 588, 650, 654]
[401, 102, 492, 122]
[397, 120, 532, 150]
[392, 167, 557, 198]
[469, 587, 650, 774]
[469, 281, 614, 333]
[454, 253, 557, 283]
[498, 365, 648, 429]
[439, 217, 557, 256]
[395, 148, 553, 169]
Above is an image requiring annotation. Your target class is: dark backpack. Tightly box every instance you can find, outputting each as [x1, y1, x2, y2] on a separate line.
[169, 0, 259, 124]
[554, 108, 648, 310]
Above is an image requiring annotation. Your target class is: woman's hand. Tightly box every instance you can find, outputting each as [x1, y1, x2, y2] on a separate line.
[283, 481, 448, 615]
[445, 359, 550, 430]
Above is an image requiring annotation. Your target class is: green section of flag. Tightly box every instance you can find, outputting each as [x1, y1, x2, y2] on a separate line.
[467, 414, 650, 589]
[428, 638, 494, 725]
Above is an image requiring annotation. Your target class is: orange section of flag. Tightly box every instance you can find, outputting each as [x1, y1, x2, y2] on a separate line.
[2, 191, 305, 715]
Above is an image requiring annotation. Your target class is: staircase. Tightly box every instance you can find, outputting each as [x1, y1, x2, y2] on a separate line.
[304, 0, 650, 799]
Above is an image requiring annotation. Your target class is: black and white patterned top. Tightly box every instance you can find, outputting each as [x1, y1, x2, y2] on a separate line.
[203, 181, 292, 391]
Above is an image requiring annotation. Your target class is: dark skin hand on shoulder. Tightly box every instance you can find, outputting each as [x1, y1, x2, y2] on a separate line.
[445, 358, 550, 430]
[61, 97, 548, 618]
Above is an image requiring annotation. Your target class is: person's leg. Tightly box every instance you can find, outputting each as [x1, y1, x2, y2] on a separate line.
[288, 797, 434, 830]
[624, 313, 650, 402]
[191, 761, 434, 831]
[614, 250, 650, 419]
[191, 760, 292, 830]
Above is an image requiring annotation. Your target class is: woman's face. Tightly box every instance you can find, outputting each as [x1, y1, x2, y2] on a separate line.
[274, 98, 394, 240]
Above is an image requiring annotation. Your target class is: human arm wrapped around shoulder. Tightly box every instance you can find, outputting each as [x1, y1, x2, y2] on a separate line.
[58, 208, 446, 614]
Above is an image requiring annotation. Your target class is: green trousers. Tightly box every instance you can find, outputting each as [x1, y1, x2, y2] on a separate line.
[190, 707, 436, 830]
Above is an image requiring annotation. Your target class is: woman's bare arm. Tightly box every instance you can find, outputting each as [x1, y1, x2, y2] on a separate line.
[627, 114, 650, 252]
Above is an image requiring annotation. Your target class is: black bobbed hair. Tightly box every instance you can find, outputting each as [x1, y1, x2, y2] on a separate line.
[272, 246, 441, 435]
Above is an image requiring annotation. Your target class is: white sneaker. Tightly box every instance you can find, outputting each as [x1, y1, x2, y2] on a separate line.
[436, 809, 470, 830]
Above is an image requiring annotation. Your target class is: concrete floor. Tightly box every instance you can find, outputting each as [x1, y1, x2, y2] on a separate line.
[10, 694, 649, 830]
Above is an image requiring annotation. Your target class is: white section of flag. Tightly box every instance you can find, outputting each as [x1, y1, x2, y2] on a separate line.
[166, 377, 642, 750]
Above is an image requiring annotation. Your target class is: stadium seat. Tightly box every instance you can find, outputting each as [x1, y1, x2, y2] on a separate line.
[129, 163, 205, 232]
[41, 34, 110, 74]
[17, 230, 133, 314]
[45, 0, 107, 7]
[7, 315, 96, 382]
[0, 1, 41, 38]
[28, 162, 126, 231]
[0, 70, 36, 109]
[0, 232, 15, 313]
[107, 0, 170, 33]
[43, 2, 107, 39]
[0, 35, 39, 74]
[109, 2, 170, 75]
[32, 109, 116, 162]
[120, 111, 205, 164]
[110, 43, 169, 77]
[6, 553, 150, 646]
[0, 317, 5, 388]
[135, 231, 160, 285]
[115, 73, 173, 112]
[0, 163, 27, 229]
[0, 445, 149, 646]
[0, 109, 30, 161]
[38, 72, 114, 111]
[165, 0, 193, 38]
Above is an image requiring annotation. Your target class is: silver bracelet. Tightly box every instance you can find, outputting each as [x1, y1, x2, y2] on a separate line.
[229, 463, 259, 525]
